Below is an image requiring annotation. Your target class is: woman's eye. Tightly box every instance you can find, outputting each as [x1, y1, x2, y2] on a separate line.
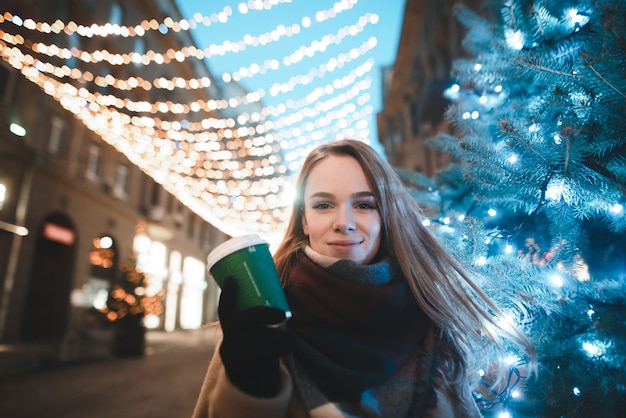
[356, 202, 377, 210]
[312, 202, 331, 209]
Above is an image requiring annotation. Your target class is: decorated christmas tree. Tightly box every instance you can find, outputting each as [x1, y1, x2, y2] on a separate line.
[401, 0, 625, 416]
[98, 255, 163, 357]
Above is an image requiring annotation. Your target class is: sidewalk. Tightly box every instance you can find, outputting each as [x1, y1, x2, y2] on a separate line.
[0, 340, 40, 379]
[145, 325, 219, 355]
[0, 325, 219, 379]
[0, 332, 217, 418]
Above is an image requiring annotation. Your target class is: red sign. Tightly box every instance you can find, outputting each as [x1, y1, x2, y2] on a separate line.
[43, 222, 75, 245]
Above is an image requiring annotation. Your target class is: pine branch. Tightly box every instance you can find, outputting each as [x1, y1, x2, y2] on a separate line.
[586, 62, 626, 99]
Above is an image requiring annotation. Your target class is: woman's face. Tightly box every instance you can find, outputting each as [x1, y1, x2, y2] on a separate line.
[302, 155, 382, 265]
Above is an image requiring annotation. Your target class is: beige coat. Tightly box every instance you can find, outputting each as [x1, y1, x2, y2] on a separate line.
[192, 337, 481, 418]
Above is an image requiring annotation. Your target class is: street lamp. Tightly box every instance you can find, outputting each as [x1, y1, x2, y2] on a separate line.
[9, 123, 26, 137]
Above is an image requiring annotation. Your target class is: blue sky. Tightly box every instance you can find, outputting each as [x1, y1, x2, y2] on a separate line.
[175, 0, 405, 153]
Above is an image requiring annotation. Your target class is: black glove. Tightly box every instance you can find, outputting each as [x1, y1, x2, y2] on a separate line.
[218, 276, 292, 397]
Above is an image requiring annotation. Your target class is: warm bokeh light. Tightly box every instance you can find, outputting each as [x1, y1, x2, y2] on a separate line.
[0, 3, 379, 237]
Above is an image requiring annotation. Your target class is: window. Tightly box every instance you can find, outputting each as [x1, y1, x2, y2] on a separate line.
[98, 68, 111, 96]
[0, 182, 6, 210]
[67, 33, 80, 68]
[133, 38, 146, 67]
[0, 65, 11, 102]
[187, 214, 195, 239]
[48, 116, 66, 155]
[200, 223, 210, 250]
[164, 251, 183, 332]
[133, 239, 168, 329]
[145, 180, 164, 220]
[86, 143, 101, 181]
[173, 202, 185, 227]
[113, 162, 128, 198]
[109, 3, 123, 25]
[180, 256, 206, 329]
[150, 180, 160, 206]
[166, 193, 174, 213]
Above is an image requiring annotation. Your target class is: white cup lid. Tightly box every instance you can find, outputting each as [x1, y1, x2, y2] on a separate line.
[206, 234, 268, 271]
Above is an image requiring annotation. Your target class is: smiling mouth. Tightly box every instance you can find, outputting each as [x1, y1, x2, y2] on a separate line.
[328, 241, 361, 248]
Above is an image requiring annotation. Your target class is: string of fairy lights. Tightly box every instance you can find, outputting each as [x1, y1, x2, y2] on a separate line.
[0, 0, 381, 239]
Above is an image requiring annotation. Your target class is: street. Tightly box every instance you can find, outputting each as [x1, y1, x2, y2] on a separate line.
[0, 329, 218, 418]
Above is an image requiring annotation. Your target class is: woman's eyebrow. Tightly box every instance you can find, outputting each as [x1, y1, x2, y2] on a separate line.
[307, 191, 374, 199]
[351, 191, 375, 199]
[307, 191, 334, 199]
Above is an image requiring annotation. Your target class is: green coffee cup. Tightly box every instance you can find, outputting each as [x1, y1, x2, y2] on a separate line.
[207, 234, 290, 317]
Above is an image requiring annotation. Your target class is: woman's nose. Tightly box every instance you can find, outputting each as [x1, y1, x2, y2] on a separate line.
[333, 207, 356, 232]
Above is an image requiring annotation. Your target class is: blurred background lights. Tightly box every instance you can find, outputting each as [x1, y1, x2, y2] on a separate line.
[442, 85, 458, 101]
[550, 274, 564, 287]
[565, 8, 589, 29]
[582, 341, 600, 357]
[504, 354, 519, 365]
[546, 179, 566, 201]
[505, 28, 525, 50]
[9, 122, 26, 137]
[0, 0, 401, 238]
[99, 235, 113, 249]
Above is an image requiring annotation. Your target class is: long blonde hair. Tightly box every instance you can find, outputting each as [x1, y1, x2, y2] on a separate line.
[274, 139, 535, 408]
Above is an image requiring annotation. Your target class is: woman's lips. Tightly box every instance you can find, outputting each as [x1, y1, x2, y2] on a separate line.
[328, 240, 361, 251]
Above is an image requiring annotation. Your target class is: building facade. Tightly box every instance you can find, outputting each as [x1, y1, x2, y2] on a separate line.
[0, 0, 231, 364]
[377, 0, 482, 176]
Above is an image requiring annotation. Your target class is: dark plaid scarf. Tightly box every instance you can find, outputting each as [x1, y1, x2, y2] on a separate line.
[284, 248, 436, 415]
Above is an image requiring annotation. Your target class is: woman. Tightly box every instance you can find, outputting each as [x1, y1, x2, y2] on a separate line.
[193, 139, 535, 417]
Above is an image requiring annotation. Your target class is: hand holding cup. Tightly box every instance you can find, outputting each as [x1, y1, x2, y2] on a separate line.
[218, 277, 292, 397]
[207, 234, 290, 316]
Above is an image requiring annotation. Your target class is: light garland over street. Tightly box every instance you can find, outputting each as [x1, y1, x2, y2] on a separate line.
[0, 1, 392, 240]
